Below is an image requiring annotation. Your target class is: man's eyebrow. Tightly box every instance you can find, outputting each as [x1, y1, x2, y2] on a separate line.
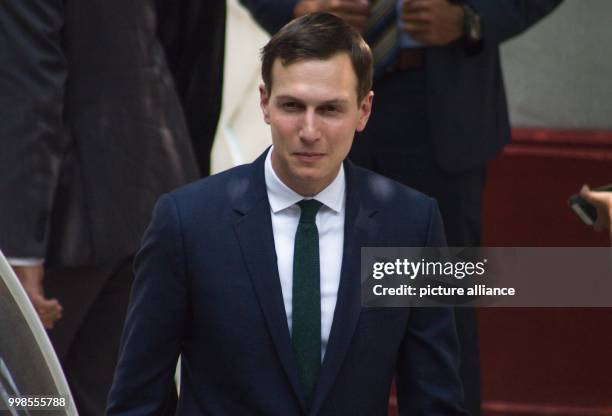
[274, 95, 349, 105]
[319, 99, 349, 106]
[274, 95, 302, 102]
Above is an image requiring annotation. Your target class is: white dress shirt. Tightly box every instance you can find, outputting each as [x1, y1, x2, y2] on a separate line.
[264, 147, 345, 360]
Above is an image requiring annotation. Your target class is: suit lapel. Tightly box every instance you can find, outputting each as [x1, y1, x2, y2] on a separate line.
[233, 151, 308, 413]
[310, 162, 379, 415]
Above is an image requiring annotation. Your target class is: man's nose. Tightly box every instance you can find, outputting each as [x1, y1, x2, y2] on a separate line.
[299, 110, 321, 142]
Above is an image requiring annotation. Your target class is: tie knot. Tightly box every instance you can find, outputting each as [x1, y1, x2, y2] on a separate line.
[298, 199, 322, 223]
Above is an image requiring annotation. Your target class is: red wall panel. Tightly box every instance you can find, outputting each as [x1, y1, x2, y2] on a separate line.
[480, 128, 612, 416]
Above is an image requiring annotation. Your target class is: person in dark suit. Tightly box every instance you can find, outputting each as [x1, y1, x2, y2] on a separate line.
[156, 0, 226, 176]
[0, 0, 223, 414]
[108, 13, 467, 415]
[238, 1, 562, 413]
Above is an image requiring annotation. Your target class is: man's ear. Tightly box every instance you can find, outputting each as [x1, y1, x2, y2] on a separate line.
[356, 90, 374, 133]
[259, 84, 271, 125]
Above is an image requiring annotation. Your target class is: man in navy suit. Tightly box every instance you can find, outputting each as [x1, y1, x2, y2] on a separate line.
[238, 2, 563, 413]
[108, 13, 467, 415]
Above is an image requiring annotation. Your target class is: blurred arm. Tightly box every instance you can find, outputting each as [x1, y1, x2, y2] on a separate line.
[107, 194, 188, 415]
[0, 0, 69, 259]
[465, 0, 563, 47]
[0, 0, 68, 328]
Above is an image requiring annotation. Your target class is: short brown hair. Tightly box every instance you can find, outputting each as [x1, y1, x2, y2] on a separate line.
[261, 12, 373, 102]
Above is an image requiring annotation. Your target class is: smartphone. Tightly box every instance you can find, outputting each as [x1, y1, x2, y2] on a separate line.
[568, 184, 612, 225]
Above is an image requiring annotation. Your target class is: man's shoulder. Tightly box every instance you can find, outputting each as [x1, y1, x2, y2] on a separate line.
[350, 163, 434, 210]
[349, 163, 444, 245]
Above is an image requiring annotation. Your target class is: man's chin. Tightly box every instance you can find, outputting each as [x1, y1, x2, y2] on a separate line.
[293, 171, 323, 184]
[291, 163, 340, 184]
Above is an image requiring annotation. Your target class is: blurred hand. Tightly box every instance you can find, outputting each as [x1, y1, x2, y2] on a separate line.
[13, 265, 63, 329]
[400, 0, 464, 45]
[294, 0, 370, 34]
[580, 185, 612, 241]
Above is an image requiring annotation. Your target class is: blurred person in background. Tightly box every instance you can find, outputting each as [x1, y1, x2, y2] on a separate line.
[0, 0, 225, 414]
[156, 0, 226, 177]
[238, 0, 562, 414]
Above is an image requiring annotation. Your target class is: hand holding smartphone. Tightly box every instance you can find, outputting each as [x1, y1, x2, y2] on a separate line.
[569, 184, 612, 227]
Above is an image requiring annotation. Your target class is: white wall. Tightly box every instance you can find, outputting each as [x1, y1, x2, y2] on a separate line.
[501, 0, 612, 130]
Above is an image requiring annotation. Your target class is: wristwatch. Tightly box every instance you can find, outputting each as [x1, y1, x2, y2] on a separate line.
[462, 4, 482, 43]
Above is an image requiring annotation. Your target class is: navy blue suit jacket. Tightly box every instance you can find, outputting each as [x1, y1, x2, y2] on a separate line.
[107, 151, 468, 415]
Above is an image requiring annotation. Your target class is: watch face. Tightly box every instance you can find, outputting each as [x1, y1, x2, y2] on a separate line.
[465, 7, 482, 42]
[470, 24, 481, 41]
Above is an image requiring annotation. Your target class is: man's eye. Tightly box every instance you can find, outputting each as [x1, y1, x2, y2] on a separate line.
[321, 105, 339, 113]
[282, 102, 300, 110]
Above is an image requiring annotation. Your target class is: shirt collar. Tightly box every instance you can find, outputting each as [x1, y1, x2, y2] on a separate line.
[264, 146, 345, 214]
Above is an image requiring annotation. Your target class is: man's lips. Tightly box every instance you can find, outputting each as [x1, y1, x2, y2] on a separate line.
[293, 152, 325, 162]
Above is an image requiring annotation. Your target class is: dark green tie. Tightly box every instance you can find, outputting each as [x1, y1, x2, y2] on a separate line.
[292, 199, 322, 406]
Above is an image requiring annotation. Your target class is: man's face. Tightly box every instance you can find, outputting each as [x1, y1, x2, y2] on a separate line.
[260, 53, 373, 196]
